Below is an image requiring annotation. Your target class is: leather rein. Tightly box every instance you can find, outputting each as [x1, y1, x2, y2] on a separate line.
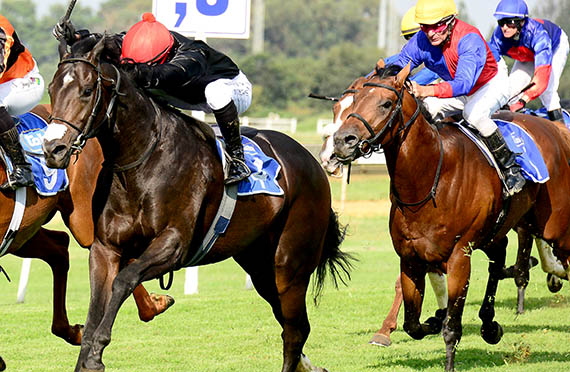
[344, 81, 444, 208]
[49, 58, 161, 173]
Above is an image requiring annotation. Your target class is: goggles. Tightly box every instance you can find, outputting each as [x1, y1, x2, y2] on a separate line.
[498, 18, 522, 28]
[420, 16, 454, 34]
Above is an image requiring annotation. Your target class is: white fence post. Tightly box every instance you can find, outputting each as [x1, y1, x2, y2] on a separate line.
[184, 266, 199, 295]
[17, 258, 32, 303]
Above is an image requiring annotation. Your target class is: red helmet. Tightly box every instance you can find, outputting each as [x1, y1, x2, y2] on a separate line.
[120, 13, 174, 65]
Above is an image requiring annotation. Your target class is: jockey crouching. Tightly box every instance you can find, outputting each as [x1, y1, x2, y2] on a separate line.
[391, 0, 525, 196]
[0, 13, 45, 189]
[56, 13, 252, 185]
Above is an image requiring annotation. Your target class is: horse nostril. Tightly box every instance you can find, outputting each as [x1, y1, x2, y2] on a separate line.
[344, 135, 358, 147]
[52, 144, 68, 156]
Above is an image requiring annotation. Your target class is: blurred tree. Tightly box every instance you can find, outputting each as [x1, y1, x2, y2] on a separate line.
[97, 0, 152, 33]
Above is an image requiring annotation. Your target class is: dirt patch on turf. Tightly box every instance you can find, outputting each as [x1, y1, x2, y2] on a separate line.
[332, 200, 391, 217]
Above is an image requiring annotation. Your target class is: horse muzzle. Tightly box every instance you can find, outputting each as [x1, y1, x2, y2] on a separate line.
[43, 139, 72, 169]
[333, 130, 361, 164]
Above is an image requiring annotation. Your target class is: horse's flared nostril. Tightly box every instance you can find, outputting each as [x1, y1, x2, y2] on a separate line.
[344, 135, 358, 147]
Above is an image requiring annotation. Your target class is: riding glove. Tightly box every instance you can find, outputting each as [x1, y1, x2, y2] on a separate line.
[53, 19, 76, 44]
[509, 99, 526, 113]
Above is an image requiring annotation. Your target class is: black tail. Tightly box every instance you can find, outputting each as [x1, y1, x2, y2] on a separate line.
[312, 209, 357, 305]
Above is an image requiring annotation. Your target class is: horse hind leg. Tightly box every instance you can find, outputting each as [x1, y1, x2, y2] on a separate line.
[15, 228, 83, 345]
[369, 274, 403, 347]
[126, 259, 175, 322]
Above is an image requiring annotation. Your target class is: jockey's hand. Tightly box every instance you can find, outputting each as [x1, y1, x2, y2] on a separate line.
[53, 19, 76, 44]
[509, 99, 526, 112]
[409, 81, 434, 98]
[122, 63, 152, 89]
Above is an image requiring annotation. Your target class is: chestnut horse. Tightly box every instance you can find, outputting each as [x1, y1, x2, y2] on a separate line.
[316, 70, 549, 347]
[42, 37, 352, 372]
[333, 64, 570, 371]
[0, 105, 173, 371]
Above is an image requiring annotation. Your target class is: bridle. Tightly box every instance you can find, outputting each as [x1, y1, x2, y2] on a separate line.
[49, 57, 125, 154]
[49, 57, 162, 173]
[344, 80, 443, 208]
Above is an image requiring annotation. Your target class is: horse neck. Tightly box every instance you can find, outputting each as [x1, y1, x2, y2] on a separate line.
[383, 105, 442, 199]
[97, 90, 162, 165]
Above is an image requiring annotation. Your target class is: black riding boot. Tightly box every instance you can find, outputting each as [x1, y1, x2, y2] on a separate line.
[547, 108, 564, 123]
[482, 129, 526, 197]
[0, 107, 33, 190]
[214, 101, 251, 185]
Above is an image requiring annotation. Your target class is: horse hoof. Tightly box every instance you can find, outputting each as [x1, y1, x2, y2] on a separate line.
[481, 321, 503, 345]
[369, 333, 391, 347]
[423, 316, 444, 335]
[547, 274, 563, 293]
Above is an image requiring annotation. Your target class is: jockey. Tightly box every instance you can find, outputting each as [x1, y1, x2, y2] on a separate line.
[0, 14, 44, 189]
[54, 13, 251, 185]
[390, 0, 525, 197]
[488, 0, 569, 122]
[382, 6, 439, 85]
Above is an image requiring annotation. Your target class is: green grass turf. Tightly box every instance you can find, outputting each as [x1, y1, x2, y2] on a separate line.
[0, 175, 569, 371]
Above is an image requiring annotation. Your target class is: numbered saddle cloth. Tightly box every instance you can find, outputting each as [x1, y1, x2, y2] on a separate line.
[215, 136, 284, 196]
[455, 119, 549, 183]
[8, 112, 69, 195]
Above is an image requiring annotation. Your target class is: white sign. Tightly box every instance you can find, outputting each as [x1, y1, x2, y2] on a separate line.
[152, 0, 251, 39]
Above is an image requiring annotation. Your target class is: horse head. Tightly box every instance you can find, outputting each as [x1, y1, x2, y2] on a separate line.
[333, 63, 414, 163]
[43, 36, 125, 169]
[319, 59, 389, 175]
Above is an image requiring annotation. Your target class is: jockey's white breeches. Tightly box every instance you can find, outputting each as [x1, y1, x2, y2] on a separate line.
[508, 30, 569, 111]
[422, 61, 510, 137]
[205, 71, 252, 114]
[0, 61, 44, 115]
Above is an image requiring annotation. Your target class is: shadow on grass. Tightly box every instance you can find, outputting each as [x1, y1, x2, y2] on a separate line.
[365, 347, 570, 370]
[465, 293, 569, 311]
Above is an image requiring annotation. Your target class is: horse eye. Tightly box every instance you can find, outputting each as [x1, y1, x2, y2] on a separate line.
[82, 87, 93, 96]
[380, 101, 392, 109]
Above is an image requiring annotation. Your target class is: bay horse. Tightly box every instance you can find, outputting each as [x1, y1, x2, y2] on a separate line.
[41, 37, 352, 372]
[316, 69, 548, 347]
[332, 63, 570, 371]
[0, 105, 173, 371]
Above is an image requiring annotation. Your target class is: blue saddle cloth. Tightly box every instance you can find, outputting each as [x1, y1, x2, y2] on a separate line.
[8, 112, 69, 195]
[457, 119, 549, 183]
[215, 136, 284, 196]
[521, 107, 570, 131]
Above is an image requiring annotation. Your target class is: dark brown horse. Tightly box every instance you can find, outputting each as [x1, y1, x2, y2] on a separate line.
[0, 105, 173, 371]
[41, 37, 352, 372]
[332, 64, 570, 371]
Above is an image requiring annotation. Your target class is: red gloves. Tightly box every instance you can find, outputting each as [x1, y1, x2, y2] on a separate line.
[509, 99, 526, 112]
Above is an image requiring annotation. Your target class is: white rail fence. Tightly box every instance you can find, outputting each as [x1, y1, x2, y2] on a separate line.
[203, 113, 297, 133]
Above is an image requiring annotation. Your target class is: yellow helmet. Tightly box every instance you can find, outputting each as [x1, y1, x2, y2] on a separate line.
[401, 6, 420, 37]
[415, 0, 457, 25]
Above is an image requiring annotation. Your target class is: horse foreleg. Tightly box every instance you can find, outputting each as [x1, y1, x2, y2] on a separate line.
[479, 237, 507, 345]
[15, 228, 83, 345]
[81, 233, 180, 372]
[75, 241, 120, 372]
[443, 247, 472, 372]
[400, 260, 429, 340]
[369, 274, 402, 347]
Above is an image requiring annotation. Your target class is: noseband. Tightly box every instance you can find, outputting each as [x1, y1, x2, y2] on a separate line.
[346, 82, 420, 157]
[49, 57, 125, 153]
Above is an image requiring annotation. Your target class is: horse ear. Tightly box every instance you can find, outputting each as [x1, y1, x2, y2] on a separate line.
[87, 35, 107, 64]
[375, 58, 385, 71]
[395, 62, 411, 89]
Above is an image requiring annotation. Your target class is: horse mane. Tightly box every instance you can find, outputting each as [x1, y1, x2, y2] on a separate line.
[374, 64, 436, 124]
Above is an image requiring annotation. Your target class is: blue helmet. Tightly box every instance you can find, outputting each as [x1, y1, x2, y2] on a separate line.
[494, 0, 529, 20]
